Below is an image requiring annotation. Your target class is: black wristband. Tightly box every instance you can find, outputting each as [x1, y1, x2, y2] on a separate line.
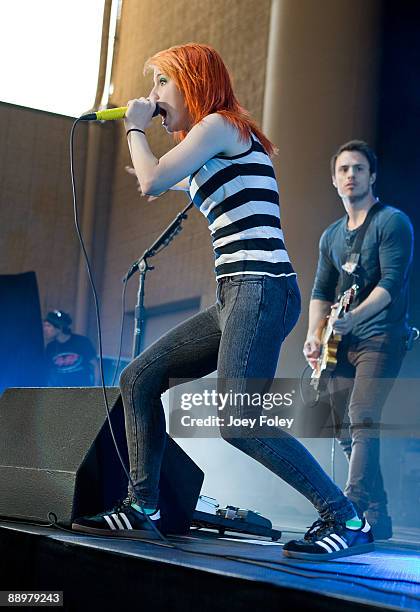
[126, 128, 145, 137]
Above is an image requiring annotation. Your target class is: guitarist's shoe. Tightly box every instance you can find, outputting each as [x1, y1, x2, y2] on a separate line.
[283, 517, 374, 560]
[365, 509, 393, 540]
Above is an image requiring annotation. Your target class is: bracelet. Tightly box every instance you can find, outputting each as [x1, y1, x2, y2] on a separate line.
[126, 128, 145, 137]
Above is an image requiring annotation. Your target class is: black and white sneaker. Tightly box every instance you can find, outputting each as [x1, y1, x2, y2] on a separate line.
[283, 517, 374, 560]
[72, 497, 161, 539]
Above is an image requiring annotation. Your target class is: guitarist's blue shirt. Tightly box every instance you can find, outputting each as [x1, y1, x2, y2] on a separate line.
[311, 204, 414, 340]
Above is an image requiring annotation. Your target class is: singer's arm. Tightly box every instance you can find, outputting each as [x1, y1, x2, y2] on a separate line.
[127, 113, 236, 196]
[125, 167, 189, 194]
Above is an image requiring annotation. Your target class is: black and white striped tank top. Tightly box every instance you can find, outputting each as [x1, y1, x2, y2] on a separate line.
[189, 135, 296, 280]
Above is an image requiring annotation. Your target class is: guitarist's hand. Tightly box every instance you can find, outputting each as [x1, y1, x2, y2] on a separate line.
[332, 311, 354, 335]
[303, 336, 321, 370]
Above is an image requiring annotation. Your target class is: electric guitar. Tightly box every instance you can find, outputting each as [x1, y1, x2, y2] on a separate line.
[310, 284, 358, 391]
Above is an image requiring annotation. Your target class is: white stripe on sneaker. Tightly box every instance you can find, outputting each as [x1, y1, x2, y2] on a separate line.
[119, 513, 132, 529]
[149, 510, 161, 520]
[315, 540, 333, 553]
[362, 520, 371, 533]
[111, 513, 125, 529]
[323, 536, 340, 551]
[330, 533, 348, 549]
[104, 515, 116, 530]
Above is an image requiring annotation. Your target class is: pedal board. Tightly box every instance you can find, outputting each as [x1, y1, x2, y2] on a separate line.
[192, 497, 281, 541]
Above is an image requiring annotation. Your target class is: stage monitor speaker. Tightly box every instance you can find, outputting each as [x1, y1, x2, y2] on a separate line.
[0, 387, 204, 534]
[0, 271, 46, 391]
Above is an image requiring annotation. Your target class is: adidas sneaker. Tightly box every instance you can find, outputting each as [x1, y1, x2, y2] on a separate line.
[283, 517, 374, 560]
[72, 497, 161, 539]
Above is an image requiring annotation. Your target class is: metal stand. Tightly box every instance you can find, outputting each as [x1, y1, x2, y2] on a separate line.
[123, 200, 194, 359]
[131, 258, 153, 359]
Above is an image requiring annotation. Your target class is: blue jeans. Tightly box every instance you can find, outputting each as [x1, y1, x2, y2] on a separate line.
[120, 274, 355, 522]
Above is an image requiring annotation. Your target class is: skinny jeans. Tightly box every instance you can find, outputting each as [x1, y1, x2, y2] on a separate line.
[329, 334, 406, 513]
[120, 274, 355, 522]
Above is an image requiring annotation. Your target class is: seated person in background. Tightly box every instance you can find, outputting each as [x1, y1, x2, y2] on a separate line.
[43, 310, 100, 387]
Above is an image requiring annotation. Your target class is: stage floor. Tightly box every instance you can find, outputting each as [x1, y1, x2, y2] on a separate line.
[0, 520, 419, 611]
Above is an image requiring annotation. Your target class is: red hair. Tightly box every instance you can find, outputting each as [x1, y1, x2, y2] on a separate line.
[145, 43, 276, 156]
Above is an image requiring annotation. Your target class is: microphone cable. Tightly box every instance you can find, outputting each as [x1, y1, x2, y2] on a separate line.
[69, 118, 173, 546]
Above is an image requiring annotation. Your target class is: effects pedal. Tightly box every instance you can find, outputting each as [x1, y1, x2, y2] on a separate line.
[192, 496, 281, 541]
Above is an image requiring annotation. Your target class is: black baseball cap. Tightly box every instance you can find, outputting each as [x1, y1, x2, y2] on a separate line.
[45, 310, 72, 330]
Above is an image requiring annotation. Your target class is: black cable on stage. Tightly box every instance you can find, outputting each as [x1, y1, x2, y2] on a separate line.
[46, 519, 420, 603]
[2, 506, 419, 602]
[0, 517, 56, 530]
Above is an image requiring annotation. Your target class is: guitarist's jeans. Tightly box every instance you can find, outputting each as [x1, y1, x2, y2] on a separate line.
[329, 334, 406, 514]
[120, 274, 356, 523]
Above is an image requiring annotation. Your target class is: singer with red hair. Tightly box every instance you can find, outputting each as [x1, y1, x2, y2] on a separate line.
[72, 43, 374, 561]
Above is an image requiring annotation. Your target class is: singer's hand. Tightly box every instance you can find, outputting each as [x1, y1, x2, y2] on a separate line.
[124, 97, 157, 131]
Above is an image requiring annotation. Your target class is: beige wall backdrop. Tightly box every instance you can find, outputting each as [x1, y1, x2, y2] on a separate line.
[0, 103, 89, 315]
[0, 0, 381, 371]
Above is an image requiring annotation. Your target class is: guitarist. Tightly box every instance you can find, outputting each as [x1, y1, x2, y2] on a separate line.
[303, 140, 414, 539]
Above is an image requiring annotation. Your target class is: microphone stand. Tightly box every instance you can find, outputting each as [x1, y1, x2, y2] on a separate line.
[123, 200, 194, 359]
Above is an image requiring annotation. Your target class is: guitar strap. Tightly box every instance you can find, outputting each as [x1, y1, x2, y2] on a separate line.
[338, 201, 382, 298]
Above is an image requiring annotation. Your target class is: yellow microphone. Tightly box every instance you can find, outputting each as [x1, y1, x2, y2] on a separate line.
[80, 105, 161, 121]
